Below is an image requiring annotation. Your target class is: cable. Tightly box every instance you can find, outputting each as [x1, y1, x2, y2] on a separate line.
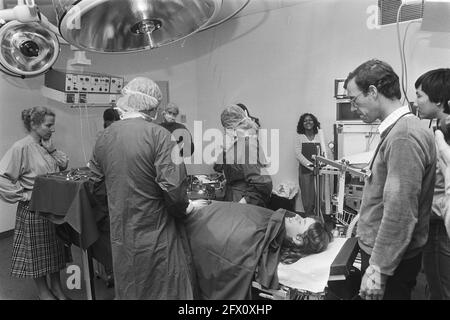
[199, 0, 251, 32]
[396, 3, 409, 106]
[402, 20, 421, 106]
[83, 103, 96, 164]
[366, 124, 379, 151]
[84, 103, 93, 141]
[396, 2, 422, 111]
[78, 106, 87, 164]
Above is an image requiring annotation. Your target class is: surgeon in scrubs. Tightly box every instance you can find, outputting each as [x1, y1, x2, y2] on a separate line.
[89, 77, 195, 299]
[213, 105, 272, 207]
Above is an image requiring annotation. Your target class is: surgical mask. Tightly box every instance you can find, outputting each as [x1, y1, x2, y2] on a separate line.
[115, 96, 128, 113]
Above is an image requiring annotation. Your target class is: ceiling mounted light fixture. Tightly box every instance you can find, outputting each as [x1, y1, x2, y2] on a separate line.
[54, 0, 223, 53]
[0, 0, 253, 76]
[0, 20, 60, 78]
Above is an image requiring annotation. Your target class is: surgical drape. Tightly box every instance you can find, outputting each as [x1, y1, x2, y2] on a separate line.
[214, 136, 272, 207]
[184, 201, 286, 299]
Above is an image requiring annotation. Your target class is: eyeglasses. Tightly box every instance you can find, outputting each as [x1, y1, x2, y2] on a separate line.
[348, 92, 364, 107]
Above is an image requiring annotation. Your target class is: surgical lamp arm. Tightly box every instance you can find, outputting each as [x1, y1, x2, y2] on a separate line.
[0, 1, 39, 22]
[39, 12, 68, 44]
[314, 155, 370, 179]
[0, 0, 66, 43]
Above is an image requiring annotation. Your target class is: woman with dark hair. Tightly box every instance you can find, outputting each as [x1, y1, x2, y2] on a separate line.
[280, 212, 331, 264]
[0, 106, 70, 300]
[295, 113, 328, 215]
[184, 200, 332, 299]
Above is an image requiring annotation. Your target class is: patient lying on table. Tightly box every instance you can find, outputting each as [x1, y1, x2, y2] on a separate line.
[184, 200, 332, 299]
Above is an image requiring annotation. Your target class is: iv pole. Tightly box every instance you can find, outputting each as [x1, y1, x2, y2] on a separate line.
[312, 145, 324, 220]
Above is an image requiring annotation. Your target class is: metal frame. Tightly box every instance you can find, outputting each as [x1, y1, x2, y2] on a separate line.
[312, 156, 369, 225]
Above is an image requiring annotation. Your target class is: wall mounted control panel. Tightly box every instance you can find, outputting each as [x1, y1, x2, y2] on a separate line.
[44, 69, 124, 94]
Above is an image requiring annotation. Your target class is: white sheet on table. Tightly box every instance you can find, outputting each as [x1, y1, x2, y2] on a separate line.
[277, 237, 347, 293]
[340, 151, 373, 166]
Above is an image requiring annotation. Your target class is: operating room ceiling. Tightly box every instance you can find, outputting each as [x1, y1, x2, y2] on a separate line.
[0, 0, 311, 77]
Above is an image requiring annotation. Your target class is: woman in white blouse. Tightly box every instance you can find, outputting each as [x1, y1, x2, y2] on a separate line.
[294, 113, 328, 215]
[0, 106, 70, 300]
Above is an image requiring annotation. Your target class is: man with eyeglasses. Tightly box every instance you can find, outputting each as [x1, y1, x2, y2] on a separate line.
[344, 59, 436, 300]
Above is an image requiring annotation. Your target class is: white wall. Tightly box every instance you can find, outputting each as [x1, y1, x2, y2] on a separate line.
[1, 0, 450, 231]
[192, 0, 450, 188]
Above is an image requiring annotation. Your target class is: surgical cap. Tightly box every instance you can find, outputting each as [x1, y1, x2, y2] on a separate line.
[220, 104, 258, 131]
[118, 77, 162, 112]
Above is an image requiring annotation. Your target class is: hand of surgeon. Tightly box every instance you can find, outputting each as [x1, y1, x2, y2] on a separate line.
[359, 265, 387, 300]
[41, 138, 56, 154]
[186, 199, 211, 215]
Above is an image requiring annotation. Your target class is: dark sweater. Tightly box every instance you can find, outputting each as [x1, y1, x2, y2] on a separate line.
[357, 115, 436, 275]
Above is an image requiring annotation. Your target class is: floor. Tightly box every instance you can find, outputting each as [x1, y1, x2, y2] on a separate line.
[0, 233, 428, 300]
[0, 235, 115, 300]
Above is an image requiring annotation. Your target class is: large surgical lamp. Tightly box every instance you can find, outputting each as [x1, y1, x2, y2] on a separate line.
[0, 1, 60, 77]
[0, 0, 251, 77]
[53, 0, 223, 53]
[0, 20, 60, 77]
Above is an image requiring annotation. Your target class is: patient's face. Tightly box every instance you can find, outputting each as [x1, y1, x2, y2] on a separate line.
[285, 215, 315, 246]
